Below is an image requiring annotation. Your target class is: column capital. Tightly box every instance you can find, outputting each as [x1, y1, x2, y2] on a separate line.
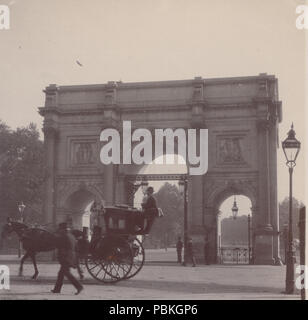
[43, 126, 58, 138]
[256, 118, 270, 132]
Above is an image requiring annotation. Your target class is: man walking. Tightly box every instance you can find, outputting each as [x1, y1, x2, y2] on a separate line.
[176, 236, 183, 263]
[51, 223, 84, 295]
[184, 237, 196, 267]
[204, 235, 210, 265]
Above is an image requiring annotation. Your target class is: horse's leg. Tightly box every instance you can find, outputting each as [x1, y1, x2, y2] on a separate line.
[76, 255, 84, 280]
[30, 252, 39, 279]
[19, 251, 29, 276]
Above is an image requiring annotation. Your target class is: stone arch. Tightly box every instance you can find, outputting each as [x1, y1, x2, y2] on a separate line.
[58, 183, 104, 209]
[57, 183, 105, 229]
[203, 179, 258, 264]
[207, 180, 257, 212]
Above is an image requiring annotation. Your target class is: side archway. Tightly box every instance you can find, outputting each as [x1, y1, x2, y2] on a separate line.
[57, 184, 105, 230]
[205, 179, 258, 264]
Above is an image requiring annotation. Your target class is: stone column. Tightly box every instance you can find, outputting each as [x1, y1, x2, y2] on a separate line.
[43, 127, 57, 225]
[188, 175, 206, 260]
[188, 174, 203, 227]
[115, 174, 127, 204]
[254, 118, 274, 264]
[202, 206, 217, 264]
[257, 119, 272, 229]
[269, 116, 282, 265]
[190, 205, 216, 264]
[103, 164, 114, 206]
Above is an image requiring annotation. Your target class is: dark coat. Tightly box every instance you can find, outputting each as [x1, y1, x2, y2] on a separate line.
[187, 241, 195, 255]
[142, 195, 158, 219]
[142, 195, 157, 210]
[56, 231, 77, 268]
[176, 240, 183, 251]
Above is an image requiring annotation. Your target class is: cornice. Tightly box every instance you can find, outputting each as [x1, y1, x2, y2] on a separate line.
[50, 74, 278, 93]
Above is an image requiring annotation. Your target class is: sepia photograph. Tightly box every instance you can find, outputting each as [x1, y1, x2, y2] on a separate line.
[0, 0, 307, 305]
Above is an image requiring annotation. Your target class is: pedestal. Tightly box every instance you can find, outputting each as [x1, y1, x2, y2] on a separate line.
[254, 230, 275, 265]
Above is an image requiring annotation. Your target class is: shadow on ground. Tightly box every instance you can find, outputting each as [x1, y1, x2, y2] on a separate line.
[8, 275, 282, 295]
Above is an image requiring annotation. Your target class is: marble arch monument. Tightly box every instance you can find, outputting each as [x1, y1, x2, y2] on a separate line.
[39, 74, 282, 264]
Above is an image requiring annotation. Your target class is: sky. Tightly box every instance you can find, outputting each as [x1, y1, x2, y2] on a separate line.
[0, 0, 307, 211]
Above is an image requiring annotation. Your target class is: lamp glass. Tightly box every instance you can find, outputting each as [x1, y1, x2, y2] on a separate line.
[18, 202, 26, 213]
[282, 124, 301, 163]
[232, 201, 238, 220]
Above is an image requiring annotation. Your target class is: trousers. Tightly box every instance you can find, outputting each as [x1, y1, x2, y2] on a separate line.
[53, 264, 82, 292]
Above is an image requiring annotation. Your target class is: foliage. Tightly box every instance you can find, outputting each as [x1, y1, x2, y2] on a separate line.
[0, 120, 45, 225]
[143, 182, 184, 249]
[220, 197, 305, 246]
[279, 196, 304, 245]
[221, 215, 249, 246]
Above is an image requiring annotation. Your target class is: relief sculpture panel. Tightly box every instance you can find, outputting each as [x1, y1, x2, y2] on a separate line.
[68, 138, 98, 168]
[75, 142, 94, 165]
[217, 137, 244, 165]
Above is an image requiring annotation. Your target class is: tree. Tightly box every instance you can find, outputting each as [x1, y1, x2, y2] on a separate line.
[143, 182, 184, 249]
[221, 215, 249, 246]
[0, 120, 45, 225]
[279, 196, 304, 241]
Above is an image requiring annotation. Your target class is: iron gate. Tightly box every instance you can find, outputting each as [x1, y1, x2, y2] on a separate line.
[219, 247, 252, 264]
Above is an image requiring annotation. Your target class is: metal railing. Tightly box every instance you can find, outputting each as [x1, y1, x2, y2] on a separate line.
[219, 247, 252, 264]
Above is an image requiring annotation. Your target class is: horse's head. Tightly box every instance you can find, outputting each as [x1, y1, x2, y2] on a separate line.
[1, 218, 28, 240]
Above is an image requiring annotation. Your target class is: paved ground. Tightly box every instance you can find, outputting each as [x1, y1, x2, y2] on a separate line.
[0, 251, 301, 300]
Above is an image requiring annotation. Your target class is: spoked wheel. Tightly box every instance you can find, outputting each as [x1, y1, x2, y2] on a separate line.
[124, 237, 145, 279]
[86, 235, 133, 283]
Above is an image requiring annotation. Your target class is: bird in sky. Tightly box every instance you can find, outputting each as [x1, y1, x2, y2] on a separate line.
[76, 60, 83, 67]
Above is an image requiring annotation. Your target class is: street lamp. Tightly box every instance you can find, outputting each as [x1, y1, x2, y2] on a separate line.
[17, 202, 26, 258]
[282, 123, 301, 294]
[18, 202, 26, 222]
[178, 176, 188, 266]
[248, 214, 251, 264]
[231, 196, 239, 220]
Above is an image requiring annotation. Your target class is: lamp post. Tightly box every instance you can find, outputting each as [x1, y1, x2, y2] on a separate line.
[178, 176, 188, 266]
[283, 224, 288, 265]
[248, 214, 251, 264]
[17, 202, 26, 258]
[282, 123, 301, 294]
[231, 195, 239, 220]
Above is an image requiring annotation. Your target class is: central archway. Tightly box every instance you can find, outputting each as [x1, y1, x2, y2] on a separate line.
[127, 154, 188, 253]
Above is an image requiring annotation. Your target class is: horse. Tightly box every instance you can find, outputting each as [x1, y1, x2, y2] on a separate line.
[1, 219, 85, 280]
